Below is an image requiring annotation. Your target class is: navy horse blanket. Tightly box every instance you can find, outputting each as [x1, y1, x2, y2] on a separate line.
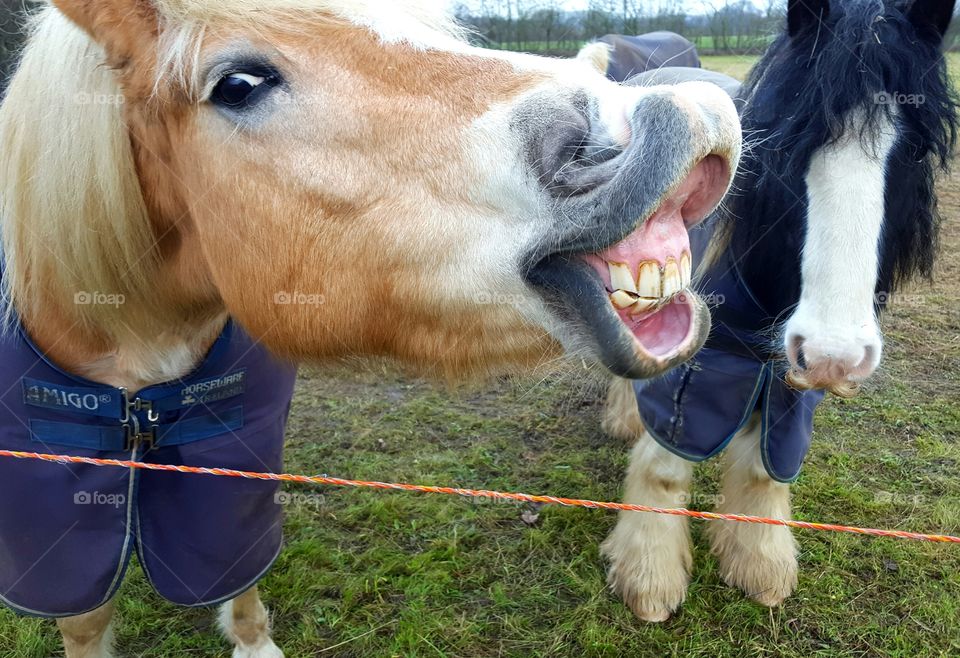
[624, 69, 825, 483]
[598, 32, 701, 83]
[0, 311, 297, 617]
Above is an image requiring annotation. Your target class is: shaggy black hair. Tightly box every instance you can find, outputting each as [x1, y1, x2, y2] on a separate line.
[722, 0, 959, 318]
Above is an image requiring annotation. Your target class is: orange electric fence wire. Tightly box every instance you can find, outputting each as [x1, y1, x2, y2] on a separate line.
[1, 448, 958, 544]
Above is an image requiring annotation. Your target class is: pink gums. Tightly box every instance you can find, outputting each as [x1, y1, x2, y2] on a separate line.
[581, 207, 691, 288]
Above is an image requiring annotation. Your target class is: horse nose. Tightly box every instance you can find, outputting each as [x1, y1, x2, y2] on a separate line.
[537, 82, 740, 199]
[787, 333, 883, 391]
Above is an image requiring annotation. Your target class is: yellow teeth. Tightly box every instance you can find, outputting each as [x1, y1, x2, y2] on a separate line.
[630, 298, 659, 315]
[605, 252, 693, 316]
[662, 259, 682, 298]
[637, 262, 661, 298]
[610, 290, 640, 309]
[608, 262, 638, 294]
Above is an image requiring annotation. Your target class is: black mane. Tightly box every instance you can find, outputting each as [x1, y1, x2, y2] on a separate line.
[722, 0, 958, 318]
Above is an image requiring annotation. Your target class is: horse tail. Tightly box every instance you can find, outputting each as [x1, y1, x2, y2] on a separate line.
[576, 41, 611, 75]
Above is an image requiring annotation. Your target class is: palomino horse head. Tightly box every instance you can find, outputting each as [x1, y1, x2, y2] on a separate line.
[728, 0, 957, 395]
[0, 0, 740, 387]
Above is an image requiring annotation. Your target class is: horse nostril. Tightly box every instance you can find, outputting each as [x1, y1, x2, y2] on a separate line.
[679, 155, 730, 228]
[535, 107, 621, 197]
[536, 110, 590, 187]
[854, 344, 881, 377]
[788, 335, 806, 369]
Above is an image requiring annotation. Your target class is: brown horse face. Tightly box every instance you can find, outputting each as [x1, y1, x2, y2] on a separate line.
[50, 0, 741, 379]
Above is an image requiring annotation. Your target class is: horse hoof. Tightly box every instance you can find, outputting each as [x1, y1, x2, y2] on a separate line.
[232, 642, 284, 658]
[602, 526, 690, 623]
[750, 589, 792, 608]
[719, 553, 798, 607]
[710, 525, 798, 608]
[607, 566, 686, 623]
[634, 606, 673, 624]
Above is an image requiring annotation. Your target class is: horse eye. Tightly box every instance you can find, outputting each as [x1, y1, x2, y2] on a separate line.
[211, 71, 277, 109]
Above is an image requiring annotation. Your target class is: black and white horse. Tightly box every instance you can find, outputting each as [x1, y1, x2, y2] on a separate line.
[577, 31, 701, 82]
[600, 0, 958, 621]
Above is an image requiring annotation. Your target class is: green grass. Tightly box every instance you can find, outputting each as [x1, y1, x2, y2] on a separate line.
[702, 52, 960, 85]
[3, 54, 960, 658]
[485, 35, 771, 56]
[701, 54, 758, 81]
[690, 35, 773, 52]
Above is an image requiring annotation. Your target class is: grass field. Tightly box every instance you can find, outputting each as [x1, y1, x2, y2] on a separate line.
[487, 36, 772, 56]
[2, 57, 959, 657]
[706, 52, 960, 82]
[702, 54, 758, 80]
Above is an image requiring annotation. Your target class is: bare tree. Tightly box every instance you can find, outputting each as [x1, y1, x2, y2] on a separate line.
[584, 0, 620, 39]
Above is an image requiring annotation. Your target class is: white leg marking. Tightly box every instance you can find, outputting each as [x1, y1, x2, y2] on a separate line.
[219, 586, 283, 658]
[707, 415, 798, 607]
[602, 429, 694, 622]
[57, 600, 116, 658]
[601, 377, 645, 443]
[785, 109, 899, 384]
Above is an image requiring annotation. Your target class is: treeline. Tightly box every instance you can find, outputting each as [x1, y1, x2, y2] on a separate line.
[453, 0, 785, 55]
[454, 0, 960, 55]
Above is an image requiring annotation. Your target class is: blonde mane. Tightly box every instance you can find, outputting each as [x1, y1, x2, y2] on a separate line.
[0, 1, 463, 337]
[0, 8, 155, 336]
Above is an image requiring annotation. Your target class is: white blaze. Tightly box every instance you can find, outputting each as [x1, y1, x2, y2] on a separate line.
[785, 109, 899, 379]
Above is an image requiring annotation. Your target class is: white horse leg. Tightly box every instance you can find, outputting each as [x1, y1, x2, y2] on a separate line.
[56, 599, 116, 658]
[219, 585, 283, 658]
[601, 377, 645, 443]
[708, 415, 798, 607]
[601, 428, 694, 622]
